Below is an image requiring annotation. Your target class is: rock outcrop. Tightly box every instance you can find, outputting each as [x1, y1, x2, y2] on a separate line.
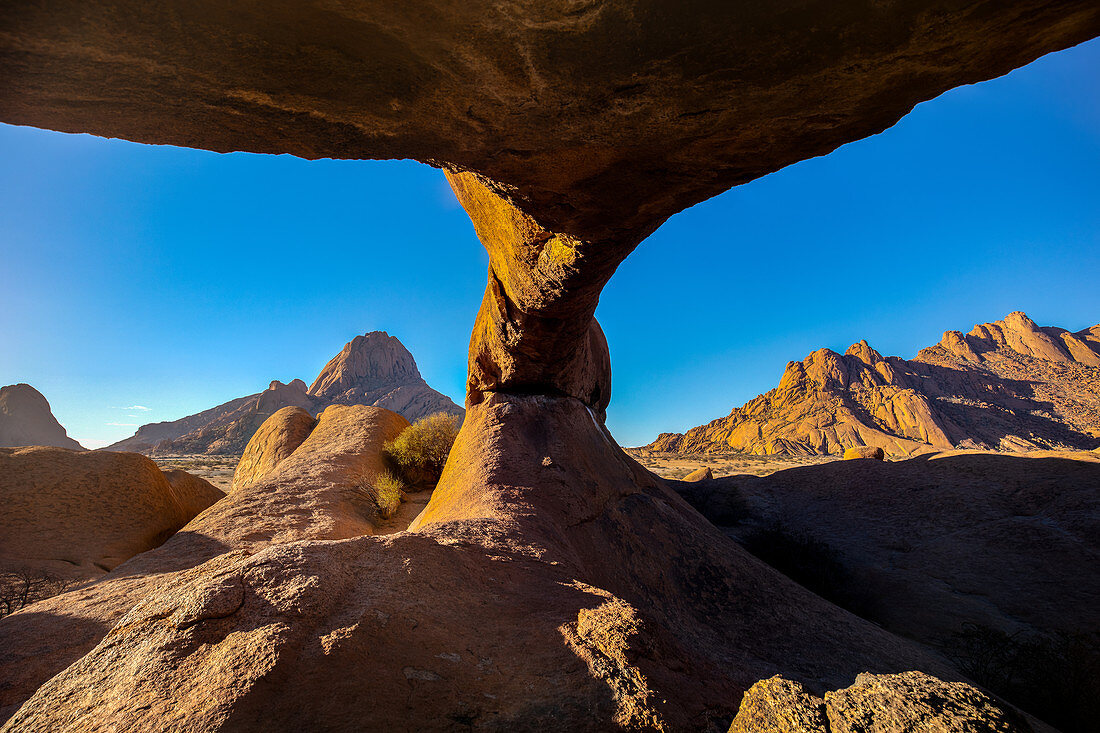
[230, 406, 318, 491]
[729, 672, 1030, 733]
[649, 312, 1100, 457]
[3, 3, 1098, 731]
[843, 446, 885, 461]
[106, 332, 459, 455]
[0, 447, 222, 582]
[683, 466, 713, 482]
[0, 384, 83, 450]
[676, 449, 1100, 648]
[0, 404, 407, 723]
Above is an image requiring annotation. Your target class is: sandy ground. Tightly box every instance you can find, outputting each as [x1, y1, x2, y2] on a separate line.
[150, 454, 239, 492]
[626, 449, 837, 479]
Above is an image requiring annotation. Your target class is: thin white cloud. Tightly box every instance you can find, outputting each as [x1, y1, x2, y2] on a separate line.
[114, 405, 151, 411]
[105, 421, 139, 427]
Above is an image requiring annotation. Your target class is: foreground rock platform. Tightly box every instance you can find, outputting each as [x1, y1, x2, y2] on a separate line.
[2, 395, 958, 731]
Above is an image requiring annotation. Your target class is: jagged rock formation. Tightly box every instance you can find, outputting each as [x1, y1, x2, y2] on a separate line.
[676, 450, 1100, 648]
[2, 3, 1098, 731]
[0, 447, 222, 582]
[649, 312, 1100, 457]
[729, 672, 1030, 733]
[106, 332, 460, 455]
[0, 384, 83, 450]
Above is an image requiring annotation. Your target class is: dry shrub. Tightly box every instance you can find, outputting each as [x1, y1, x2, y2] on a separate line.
[0, 568, 72, 619]
[384, 412, 462, 488]
[371, 471, 406, 519]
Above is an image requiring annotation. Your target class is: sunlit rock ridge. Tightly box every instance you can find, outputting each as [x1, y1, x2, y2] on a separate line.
[649, 312, 1100, 457]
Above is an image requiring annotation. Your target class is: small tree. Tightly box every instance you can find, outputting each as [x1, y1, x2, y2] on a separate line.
[0, 568, 72, 619]
[383, 412, 462, 488]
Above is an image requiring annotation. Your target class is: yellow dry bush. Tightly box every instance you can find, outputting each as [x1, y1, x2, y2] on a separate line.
[383, 412, 462, 487]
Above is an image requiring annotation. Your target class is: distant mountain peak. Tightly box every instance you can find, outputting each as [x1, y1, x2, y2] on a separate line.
[106, 332, 461, 455]
[308, 331, 422, 400]
[0, 383, 84, 450]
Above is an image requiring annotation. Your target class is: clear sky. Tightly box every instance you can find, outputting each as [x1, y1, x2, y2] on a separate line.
[2, 39, 1097, 449]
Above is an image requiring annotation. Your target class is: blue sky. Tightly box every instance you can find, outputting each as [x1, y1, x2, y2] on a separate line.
[2, 39, 1097, 449]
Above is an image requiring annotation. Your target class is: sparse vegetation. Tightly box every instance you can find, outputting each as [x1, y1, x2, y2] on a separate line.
[943, 622, 1100, 733]
[0, 568, 72, 619]
[371, 471, 406, 519]
[383, 412, 462, 488]
[349, 470, 407, 519]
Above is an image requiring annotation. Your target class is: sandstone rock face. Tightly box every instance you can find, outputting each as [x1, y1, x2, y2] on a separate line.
[729, 672, 1030, 733]
[0, 384, 82, 450]
[106, 332, 459, 455]
[230, 406, 317, 491]
[0, 447, 223, 582]
[650, 313, 1100, 457]
[677, 450, 1100, 648]
[0, 405, 407, 723]
[843, 446, 885, 461]
[2, 395, 957, 732]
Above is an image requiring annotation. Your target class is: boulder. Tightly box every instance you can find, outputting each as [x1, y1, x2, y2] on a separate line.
[0, 447, 222, 581]
[231, 406, 317, 491]
[683, 466, 714, 481]
[729, 672, 1030, 733]
[0, 384, 82, 450]
[0, 405, 408, 722]
[843, 446, 885, 461]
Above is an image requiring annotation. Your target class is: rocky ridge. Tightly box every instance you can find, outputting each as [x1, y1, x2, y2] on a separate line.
[649, 312, 1100, 457]
[0, 384, 83, 451]
[107, 332, 460, 455]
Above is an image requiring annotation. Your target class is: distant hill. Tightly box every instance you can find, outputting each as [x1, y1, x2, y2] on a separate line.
[0, 384, 84, 450]
[106, 332, 462, 455]
[646, 312, 1100, 457]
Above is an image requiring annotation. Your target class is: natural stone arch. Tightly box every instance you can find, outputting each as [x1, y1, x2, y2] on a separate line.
[1, 3, 1098, 730]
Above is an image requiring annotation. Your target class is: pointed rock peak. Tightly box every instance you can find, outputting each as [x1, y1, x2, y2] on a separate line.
[1001, 310, 1040, 333]
[308, 331, 423, 398]
[845, 339, 882, 364]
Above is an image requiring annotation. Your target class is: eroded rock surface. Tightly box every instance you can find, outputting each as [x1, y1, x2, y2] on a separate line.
[2, 395, 955, 732]
[650, 312, 1100, 457]
[231, 406, 317, 491]
[729, 672, 1030, 733]
[0, 447, 222, 581]
[0, 404, 407, 723]
[0, 384, 82, 450]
